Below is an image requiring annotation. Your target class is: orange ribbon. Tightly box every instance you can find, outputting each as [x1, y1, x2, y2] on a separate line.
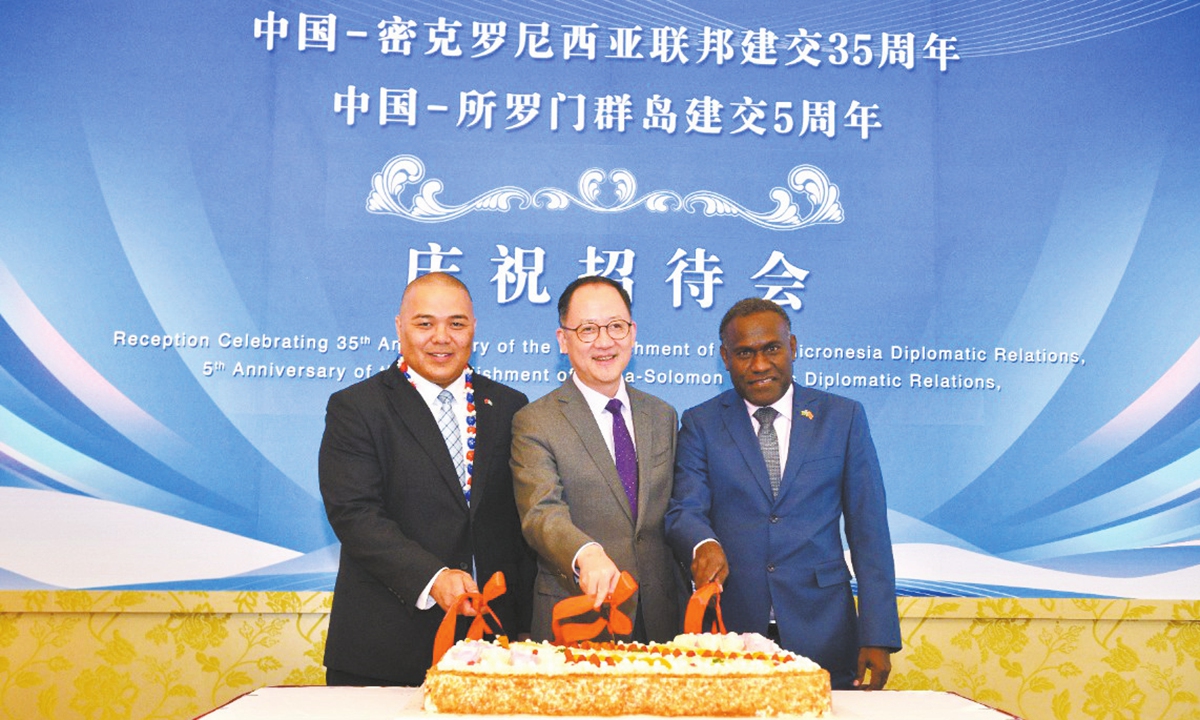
[431, 571, 509, 666]
[684, 581, 726, 634]
[551, 571, 639, 645]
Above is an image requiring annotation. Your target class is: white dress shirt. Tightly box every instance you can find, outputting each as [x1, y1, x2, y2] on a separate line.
[694, 384, 796, 567]
[572, 373, 638, 455]
[405, 364, 471, 610]
[743, 383, 794, 472]
[570, 373, 637, 571]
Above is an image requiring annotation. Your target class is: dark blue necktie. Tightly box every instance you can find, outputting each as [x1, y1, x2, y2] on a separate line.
[606, 398, 639, 521]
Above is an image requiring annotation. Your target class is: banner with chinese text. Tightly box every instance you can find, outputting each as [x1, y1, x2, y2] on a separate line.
[2, 0, 1199, 597]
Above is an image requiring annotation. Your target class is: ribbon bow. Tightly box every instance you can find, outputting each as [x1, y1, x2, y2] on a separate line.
[551, 571, 639, 645]
[683, 581, 726, 634]
[431, 571, 509, 666]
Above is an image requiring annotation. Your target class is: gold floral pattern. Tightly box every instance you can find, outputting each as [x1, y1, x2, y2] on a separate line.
[1, 592, 1198, 720]
[1082, 672, 1145, 720]
[895, 598, 1200, 720]
[69, 665, 138, 720]
[0, 592, 328, 720]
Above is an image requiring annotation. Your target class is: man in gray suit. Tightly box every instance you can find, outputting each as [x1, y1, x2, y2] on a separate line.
[511, 276, 680, 643]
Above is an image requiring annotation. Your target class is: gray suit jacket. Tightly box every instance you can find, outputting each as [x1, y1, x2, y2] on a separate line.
[511, 379, 680, 642]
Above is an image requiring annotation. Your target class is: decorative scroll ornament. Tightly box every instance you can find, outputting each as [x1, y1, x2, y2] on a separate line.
[366, 154, 843, 231]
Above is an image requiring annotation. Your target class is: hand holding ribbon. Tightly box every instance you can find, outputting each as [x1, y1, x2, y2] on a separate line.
[551, 570, 638, 645]
[431, 571, 509, 666]
[684, 580, 726, 634]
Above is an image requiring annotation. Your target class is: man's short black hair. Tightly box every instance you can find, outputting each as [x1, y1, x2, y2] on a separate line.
[557, 275, 633, 324]
[718, 298, 791, 343]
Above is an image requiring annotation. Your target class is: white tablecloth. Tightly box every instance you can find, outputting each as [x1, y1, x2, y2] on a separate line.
[200, 686, 1019, 719]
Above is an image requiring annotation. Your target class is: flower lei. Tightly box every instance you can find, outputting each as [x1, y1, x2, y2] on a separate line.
[397, 356, 476, 499]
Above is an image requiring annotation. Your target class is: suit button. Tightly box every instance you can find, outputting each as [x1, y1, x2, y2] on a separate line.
[769, 515, 779, 523]
[767, 564, 776, 573]
[459, 563, 470, 571]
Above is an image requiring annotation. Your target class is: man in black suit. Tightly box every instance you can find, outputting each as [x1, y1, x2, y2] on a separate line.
[318, 272, 534, 686]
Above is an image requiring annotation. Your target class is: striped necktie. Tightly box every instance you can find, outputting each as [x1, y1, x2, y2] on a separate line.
[437, 390, 468, 498]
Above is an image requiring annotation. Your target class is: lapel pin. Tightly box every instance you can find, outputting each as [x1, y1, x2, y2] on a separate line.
[484, 398, 493, 406]
[800, 409, 814, 420]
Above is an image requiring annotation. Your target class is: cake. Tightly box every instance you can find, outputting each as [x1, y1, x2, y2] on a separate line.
[423, 632, 831, 717]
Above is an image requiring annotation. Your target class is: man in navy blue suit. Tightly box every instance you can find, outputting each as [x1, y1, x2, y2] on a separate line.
[666, 298, 900, 690]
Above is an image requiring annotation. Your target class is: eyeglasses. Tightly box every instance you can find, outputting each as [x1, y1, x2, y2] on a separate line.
[560, 319, 632, 343]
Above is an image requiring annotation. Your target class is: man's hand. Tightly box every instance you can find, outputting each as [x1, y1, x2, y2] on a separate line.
[854, 646, 892, 690]
[576, 544, 621, 609]
[691, 540, 729, 587]
[430, 569, 479, 615]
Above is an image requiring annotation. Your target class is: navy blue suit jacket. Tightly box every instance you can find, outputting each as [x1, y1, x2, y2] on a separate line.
[665, 383, 900, 688]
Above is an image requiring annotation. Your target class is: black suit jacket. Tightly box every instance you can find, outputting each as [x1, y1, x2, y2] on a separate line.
[318, 364, 534, 684]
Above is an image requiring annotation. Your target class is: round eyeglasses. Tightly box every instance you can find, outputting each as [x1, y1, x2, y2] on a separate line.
[560, 319, 632, 343]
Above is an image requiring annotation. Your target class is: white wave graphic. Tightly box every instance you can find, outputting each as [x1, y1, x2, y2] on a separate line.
[892, 543, 1200, 598]
[0, 488, 302, 589]
[0, 260, 189, 462]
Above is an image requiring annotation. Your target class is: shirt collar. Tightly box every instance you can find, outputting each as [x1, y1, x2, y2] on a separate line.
[572, 373, 632, 416]
[743, 382, 794, 422]
[404, 362, 467, 406]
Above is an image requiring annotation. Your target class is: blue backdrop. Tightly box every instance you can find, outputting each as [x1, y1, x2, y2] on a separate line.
[2, 0, 1199, 596]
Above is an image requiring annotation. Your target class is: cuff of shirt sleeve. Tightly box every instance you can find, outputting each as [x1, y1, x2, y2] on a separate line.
[572, 542, 601, 579]
[692, 538, 719, 558]
[417, 568, 448, 610]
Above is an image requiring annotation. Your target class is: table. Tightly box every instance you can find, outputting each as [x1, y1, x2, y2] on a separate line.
[199, 686, 1020, 719]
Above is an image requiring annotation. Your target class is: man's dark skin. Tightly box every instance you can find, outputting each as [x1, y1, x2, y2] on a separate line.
[690, 309, 893, 690]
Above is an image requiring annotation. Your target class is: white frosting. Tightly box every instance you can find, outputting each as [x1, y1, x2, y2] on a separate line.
[434, 634, 822, 675]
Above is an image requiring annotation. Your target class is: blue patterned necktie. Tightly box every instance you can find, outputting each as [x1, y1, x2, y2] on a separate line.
[606, 398, 639, 521]
[437, 390, 469, 499]
[754, 406, 781, 497]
